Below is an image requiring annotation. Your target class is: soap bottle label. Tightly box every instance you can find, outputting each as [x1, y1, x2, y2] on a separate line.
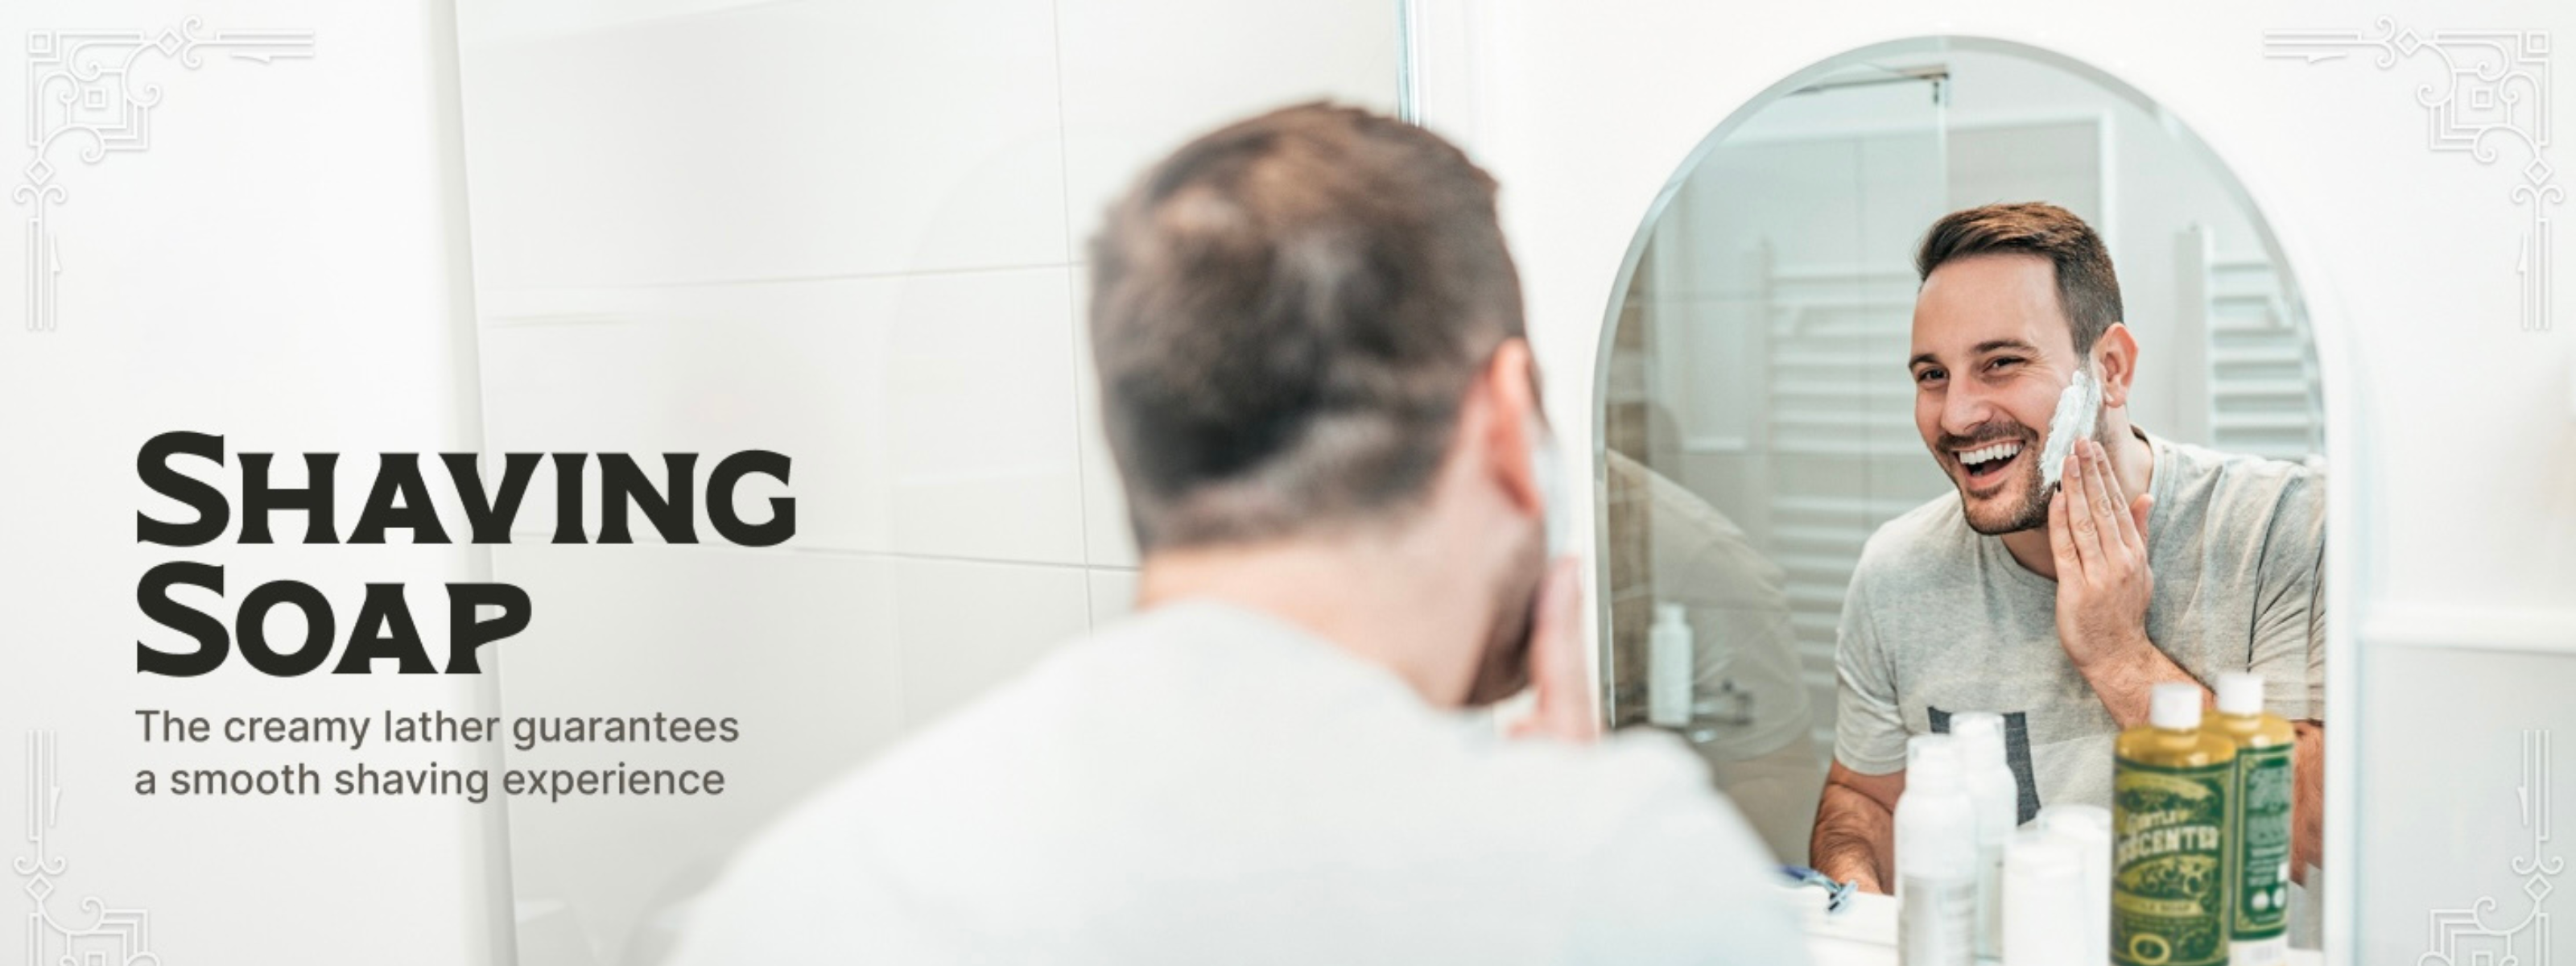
[1975, 843, 2004, 960]
[1899, 873, 1975, 966]
[2113, 761, 2231, 966]
[2230, 742, 2294, 945]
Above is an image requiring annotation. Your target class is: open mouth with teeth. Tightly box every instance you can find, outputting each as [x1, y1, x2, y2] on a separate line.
[1956, 440, 2024, 485]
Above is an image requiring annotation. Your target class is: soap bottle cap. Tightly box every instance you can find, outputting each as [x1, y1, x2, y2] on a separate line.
[1951, 712, 2006, 770]
[2149, 682, 2203, 731]
[1653, 603, 1686, 629]
[2035, 803, 2110, 836]
[2004, 827, 2080, 877]
[1906, 733, 1961, 791]
[2215, 672, 2264, 716]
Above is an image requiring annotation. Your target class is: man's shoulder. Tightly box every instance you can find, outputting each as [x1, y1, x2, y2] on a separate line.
[2153, 436, 2326, 531]
[1850, 490, 1978, 590]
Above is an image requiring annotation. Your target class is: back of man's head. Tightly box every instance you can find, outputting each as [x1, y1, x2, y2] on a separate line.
[1087, 102, 1526, 552]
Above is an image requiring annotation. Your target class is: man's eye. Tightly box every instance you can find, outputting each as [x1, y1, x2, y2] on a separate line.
[1915, 368, 1946, 385]
[1985, 357, 2023, 373]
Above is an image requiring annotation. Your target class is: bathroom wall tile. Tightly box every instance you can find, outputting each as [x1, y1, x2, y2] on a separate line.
[457, 0, 1065, 289]
[489, 543, 908, 963]
[894, 558, 1095, 729]
[457, 0, 785, 47]
[1055, 0, 1400, 247]
[1067, 267, 1141, 567]
[477, 268, 1087, 565]
[1087, 567, 1141, 628]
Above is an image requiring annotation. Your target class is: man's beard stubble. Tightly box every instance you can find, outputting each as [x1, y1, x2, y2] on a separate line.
[1959, 417, 2118, 536]
[1966, 450, 2054, 535]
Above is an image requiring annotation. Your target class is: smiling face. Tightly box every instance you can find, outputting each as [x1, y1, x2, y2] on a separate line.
[1909, 253, 2093, 535]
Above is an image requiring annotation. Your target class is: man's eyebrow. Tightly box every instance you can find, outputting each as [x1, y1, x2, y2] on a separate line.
[1909, 339, 2042, 371]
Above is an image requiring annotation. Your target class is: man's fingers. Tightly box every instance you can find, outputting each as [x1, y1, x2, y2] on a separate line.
[2080, 440, 2129, 564]
[2089, 439, 2142, 554]
[1521, 555, 1596, 742]
[2048, 477, 2082, 576]
[2066, 449, 2108, 567]
[1534, 555, 1583, 657]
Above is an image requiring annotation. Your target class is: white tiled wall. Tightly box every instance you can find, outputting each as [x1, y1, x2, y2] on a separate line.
[453, 2, 1397, 960]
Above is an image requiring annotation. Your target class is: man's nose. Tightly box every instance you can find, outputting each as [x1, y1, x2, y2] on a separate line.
[1942, 378, 1999, 437]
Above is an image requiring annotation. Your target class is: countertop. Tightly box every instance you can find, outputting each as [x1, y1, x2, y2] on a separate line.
[1787, 886, 2326, 966]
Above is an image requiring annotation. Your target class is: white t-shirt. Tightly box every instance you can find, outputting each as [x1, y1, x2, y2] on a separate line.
[671, 600, 1808, 965]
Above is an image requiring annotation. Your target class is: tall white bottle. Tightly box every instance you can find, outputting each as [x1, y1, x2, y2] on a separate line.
[1951, 712, 2020, 962]
[1896, 734, 1976, 966]
[1647, 604, 1692, 727]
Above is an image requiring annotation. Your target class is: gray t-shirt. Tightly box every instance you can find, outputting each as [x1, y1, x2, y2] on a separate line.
[1831, 429, 2325, 814]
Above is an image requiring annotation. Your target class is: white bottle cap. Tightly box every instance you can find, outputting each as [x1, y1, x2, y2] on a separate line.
[1653, 603, 1686, 628]
[2150, 681, 2203, 731]
[2004, 828, 2080, 877]
[2033, 805, 2112, 962]
[1906, 733, 1961, 791]
[2002, 829, 2086, 966]
[2216, 671, 2265, 716]
[1951, 712, 2006, 770]
[2035, 803, 2110, 837]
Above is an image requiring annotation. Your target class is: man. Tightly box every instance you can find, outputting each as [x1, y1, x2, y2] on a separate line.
[673, 104, 1806, 964]
[1808, 204, 2326, 918]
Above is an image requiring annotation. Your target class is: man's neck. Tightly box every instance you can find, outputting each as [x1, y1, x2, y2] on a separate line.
[1133, 530, 1490, 708]
[2001, 423, 2156, 580]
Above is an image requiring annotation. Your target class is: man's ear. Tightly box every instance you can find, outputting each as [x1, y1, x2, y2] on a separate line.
[2094, 322, 2142, 409]
[1480, 338, 1546, 517]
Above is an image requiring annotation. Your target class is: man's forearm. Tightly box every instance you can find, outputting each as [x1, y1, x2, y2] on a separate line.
[1810, 782, 1894, 893]
[2292, 720, 2324, 885]
[2074, 634, 2208, 728]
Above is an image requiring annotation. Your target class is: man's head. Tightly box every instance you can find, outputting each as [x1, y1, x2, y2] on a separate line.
[1908, 202, 2139, 534]
[1088, 103, 1550, 703]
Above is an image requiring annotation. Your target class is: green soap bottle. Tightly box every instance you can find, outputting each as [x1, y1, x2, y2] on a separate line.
[2205, 672, 2294, 966]
[2113, 682, 2235, 966]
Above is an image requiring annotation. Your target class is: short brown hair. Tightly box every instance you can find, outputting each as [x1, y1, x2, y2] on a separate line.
[1915, 202, 2124, 355]
[1087, 103, 1525, 551]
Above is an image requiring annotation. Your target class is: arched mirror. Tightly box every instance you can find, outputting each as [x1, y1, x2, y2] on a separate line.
[1596, 38, 2328, 944]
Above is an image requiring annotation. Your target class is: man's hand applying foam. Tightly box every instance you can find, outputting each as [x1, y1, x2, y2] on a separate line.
[1510, 556, 1601, 742]
[2047, 438, 2157, 676]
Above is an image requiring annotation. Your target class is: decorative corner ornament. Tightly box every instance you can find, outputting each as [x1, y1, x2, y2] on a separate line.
[2265, 21, 2557, 332]
[18, 730, 159, 965]
[17, 20, 313, 332]
[2416, 729, 2559, 966]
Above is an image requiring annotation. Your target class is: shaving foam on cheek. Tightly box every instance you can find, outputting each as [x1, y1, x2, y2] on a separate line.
[2038, 369, 2103, 489]
[1527, 418, 1570, 556]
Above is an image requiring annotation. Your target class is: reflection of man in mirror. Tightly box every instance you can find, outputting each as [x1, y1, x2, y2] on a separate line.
[1808, 204, 2325, 918]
